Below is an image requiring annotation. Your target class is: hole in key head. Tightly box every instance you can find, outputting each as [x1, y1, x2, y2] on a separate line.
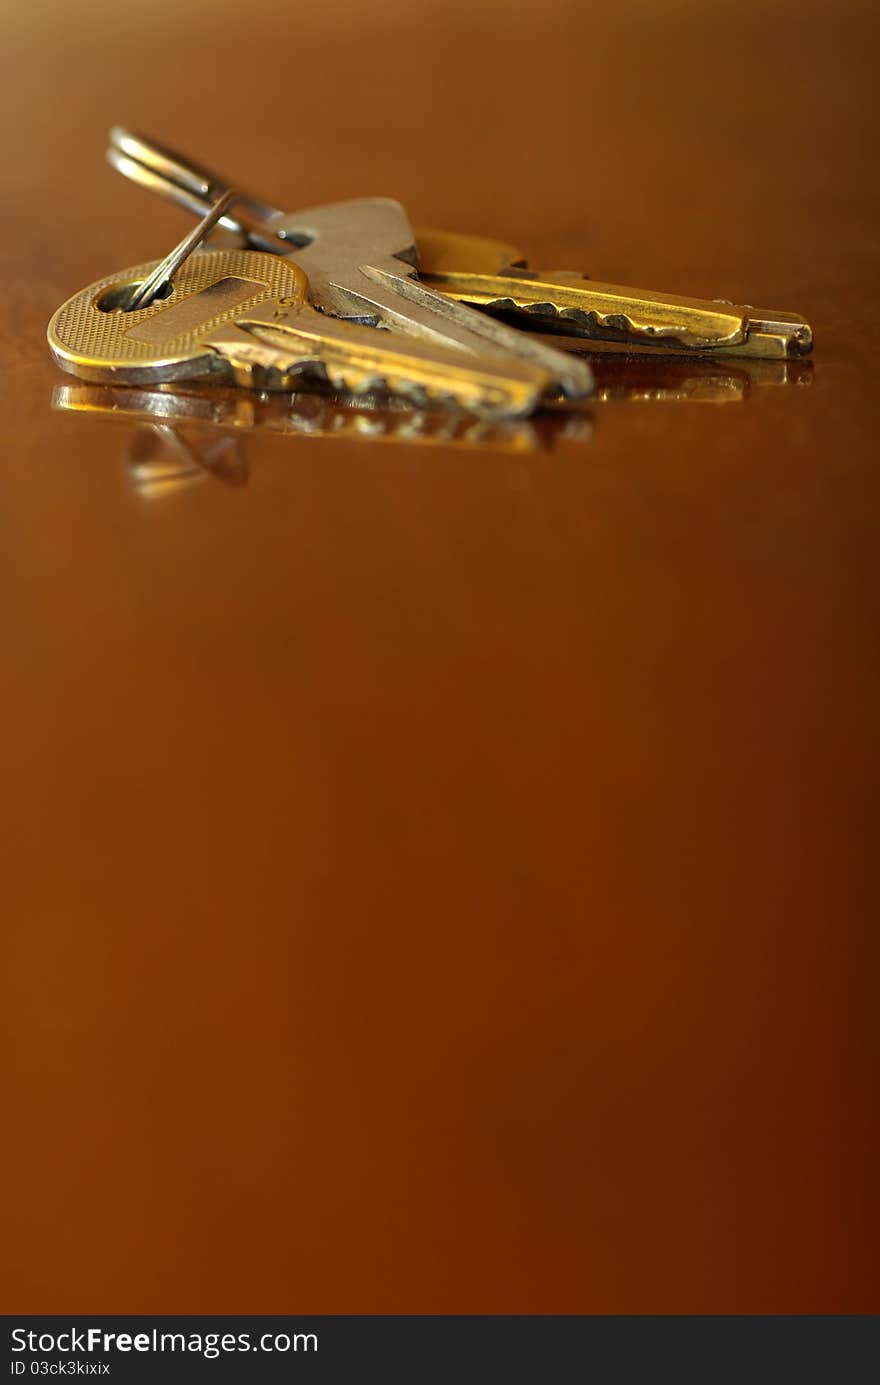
[96, 280, 174, 313]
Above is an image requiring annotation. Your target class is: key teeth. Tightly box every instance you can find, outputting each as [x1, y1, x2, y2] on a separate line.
[489, 293, 709, 343]
[218, 334, 537, 419]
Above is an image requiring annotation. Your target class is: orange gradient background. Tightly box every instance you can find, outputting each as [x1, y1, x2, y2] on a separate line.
[1, 0, 878, 1312]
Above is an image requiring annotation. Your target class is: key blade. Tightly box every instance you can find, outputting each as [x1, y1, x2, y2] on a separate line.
[220, 305, 550, 419]
[420, 267, 749, 350]
[416, 229, 813, 359]
[356, 265, 593, 400]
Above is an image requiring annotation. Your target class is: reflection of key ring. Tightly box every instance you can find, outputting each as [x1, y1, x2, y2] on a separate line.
[128, 424, 249, 497]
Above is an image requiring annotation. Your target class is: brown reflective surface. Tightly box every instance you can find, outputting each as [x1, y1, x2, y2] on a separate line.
[2, 0, 878, 1313]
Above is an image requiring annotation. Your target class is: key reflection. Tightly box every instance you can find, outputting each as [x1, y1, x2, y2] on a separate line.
[52, 382, 580, 447]
[51, 352, 811, 498]
[570, 348, 814, 404]
[51, 383, 594, 495]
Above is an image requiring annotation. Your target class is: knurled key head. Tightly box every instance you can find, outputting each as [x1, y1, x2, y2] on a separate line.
[48, 250, 309, 385]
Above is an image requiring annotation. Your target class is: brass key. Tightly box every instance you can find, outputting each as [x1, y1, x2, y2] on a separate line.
[414, 230, 813, 360]
[48, 249, 553, 418]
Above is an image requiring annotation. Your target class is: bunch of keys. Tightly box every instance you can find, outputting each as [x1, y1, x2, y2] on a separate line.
[47, 127, 813, 421]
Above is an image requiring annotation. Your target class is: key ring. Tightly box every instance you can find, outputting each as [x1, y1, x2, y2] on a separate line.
[125, 188, 237, 311]
[108, 127, 302, 252]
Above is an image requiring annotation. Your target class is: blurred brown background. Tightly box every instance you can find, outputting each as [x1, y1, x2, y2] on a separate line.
[1, 0, 878, 1312]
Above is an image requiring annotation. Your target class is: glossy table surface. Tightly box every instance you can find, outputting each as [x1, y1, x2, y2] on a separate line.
[2, 0, 878, 1312]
